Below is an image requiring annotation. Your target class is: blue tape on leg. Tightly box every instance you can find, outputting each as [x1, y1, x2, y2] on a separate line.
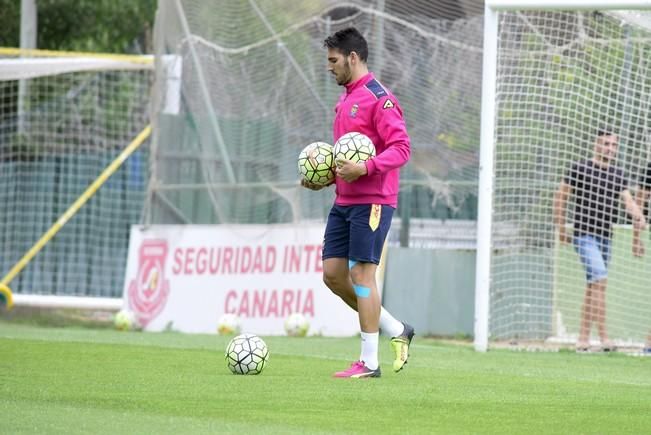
[353, 284, 371, 298]
[348, 259, 358, 270]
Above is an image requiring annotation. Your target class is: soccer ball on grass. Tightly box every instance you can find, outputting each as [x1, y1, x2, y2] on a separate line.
[225, 333, 269, 375]
[284, 312, 310, 337]
[217, 313, 241, 335]
[298, 141, 335, 186]
[114, 309, 137, 331]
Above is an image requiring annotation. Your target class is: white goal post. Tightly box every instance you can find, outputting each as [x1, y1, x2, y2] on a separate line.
[475, 0, 651, 351]
[0, 50, 153, 311]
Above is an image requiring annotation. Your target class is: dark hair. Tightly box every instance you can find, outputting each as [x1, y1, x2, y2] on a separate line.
[323, 27, 368, 62]
[597, 129, 615, 137]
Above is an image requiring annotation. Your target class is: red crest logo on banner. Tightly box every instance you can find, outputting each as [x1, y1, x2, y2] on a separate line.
[128, 239, 170, 327]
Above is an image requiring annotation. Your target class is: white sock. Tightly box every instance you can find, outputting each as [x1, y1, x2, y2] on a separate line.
[380, 307, 404, 338]
[360, 331, 379, 370]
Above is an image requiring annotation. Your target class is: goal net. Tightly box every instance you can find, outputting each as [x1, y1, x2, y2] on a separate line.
[483, 5, 651, 348]
[150, 0, 485, 229]
[0, 49, 153, 300]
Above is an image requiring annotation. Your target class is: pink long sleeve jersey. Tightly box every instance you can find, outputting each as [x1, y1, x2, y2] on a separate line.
[333, 72, 410, 207]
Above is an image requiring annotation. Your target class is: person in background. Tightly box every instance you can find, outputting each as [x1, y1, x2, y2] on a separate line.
[553, 130, 646, 352]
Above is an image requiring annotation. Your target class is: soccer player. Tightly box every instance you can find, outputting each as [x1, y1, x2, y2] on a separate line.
[301, 27, 414, 378]
[633, 160, 651, 354]
[553, 130, 646, 352]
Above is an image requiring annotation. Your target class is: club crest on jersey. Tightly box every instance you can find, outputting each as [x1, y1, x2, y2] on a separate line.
[349, 104, 359, 118]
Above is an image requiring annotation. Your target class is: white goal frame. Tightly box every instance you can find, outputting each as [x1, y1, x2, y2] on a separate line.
[474, 0, 651, 352]
[0, 51, 153, 312]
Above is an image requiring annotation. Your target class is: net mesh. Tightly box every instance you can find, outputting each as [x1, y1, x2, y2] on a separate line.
[0, 51, 152, 297]
[150, 0, 485, 227]
[490, 10, 651, 345]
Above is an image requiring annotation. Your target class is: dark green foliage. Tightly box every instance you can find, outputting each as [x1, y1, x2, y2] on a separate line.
[0, 0, 156, 53]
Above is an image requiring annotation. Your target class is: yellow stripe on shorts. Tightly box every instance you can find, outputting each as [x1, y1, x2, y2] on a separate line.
[369, 204, 381, 232]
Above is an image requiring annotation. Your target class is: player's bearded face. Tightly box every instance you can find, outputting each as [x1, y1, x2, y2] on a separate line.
[327, 50, 353, 86]
[335, 58, 352, 85]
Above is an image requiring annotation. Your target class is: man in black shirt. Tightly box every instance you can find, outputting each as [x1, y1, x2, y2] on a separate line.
[553, 130, 646, 352]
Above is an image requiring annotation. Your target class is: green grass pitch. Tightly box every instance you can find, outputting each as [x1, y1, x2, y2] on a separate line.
[1, 322, 650, 434]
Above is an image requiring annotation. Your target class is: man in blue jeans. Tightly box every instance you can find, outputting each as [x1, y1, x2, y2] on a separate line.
[553, 130, 646, 352]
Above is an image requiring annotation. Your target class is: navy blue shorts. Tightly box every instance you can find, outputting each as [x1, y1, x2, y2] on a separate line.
[322, 204, 395, 264]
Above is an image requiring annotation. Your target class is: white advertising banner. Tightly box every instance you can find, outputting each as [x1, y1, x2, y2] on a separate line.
[122, 224, 359, 336]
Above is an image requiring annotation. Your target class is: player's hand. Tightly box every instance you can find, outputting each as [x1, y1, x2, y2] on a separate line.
[558, 226, 571, 245]
[300, 178, 332, 191]
[632, 215, 647, 231]
[335, 158, 367, 183]
[633, 237, 645, 257]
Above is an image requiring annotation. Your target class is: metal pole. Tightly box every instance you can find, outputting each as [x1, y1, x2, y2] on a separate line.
[18, 0, 37, 134]
[474, 4, 499, 352]
[0, 126, 152, 310]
